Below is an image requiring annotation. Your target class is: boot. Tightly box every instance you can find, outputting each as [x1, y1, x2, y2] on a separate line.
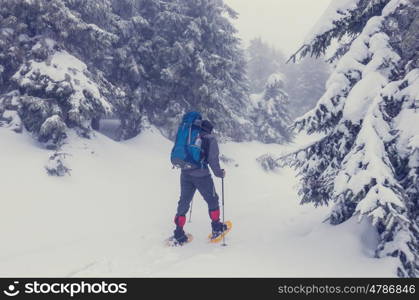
[211, 220, 228, 238]
[173, 227, 188, 245]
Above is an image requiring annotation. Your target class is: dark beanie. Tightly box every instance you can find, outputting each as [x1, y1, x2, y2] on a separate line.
[201, 120, 213, 133]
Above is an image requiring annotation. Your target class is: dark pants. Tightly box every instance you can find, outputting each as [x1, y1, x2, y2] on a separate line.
[176, 173, 219, 217]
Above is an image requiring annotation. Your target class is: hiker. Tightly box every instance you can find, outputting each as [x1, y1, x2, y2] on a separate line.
[172, 119, 227, 244]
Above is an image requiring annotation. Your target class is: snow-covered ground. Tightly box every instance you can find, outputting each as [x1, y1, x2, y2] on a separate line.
[0, 128, 398, 277]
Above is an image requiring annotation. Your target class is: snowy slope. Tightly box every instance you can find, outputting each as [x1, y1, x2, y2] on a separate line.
[0, 128, 398, 277]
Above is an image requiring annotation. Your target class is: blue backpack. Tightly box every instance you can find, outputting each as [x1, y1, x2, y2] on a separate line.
[171, 112, 205, 170]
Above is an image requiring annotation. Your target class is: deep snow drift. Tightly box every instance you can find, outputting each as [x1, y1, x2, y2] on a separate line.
[0, 128, 397, 277]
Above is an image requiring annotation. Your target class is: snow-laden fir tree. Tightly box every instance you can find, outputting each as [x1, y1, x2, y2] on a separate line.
[285, 0, 419, 277]
[142, 0, 256, 141]
[251, 73, 292, 144]
[247, 37, 287, 94]
[0, 0, 125, 147]
[246, 37, 329, 119]
[0, 0, 260, 146]
[246, 38, 293, 144]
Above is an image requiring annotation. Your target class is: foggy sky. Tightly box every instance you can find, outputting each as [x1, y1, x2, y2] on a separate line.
[224, 0, 332, 56]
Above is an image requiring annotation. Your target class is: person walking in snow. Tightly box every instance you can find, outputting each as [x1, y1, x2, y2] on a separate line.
[172, 120, 227, 244]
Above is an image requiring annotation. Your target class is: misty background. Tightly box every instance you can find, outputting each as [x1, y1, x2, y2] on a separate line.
[224, 0, 332, 119]
[225, 0, 332, 55]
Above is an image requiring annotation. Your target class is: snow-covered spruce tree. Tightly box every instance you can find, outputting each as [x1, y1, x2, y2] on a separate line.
[245, 38, 295, 144]
[1, 0, 261, 152]
[285, 0, 419, 277]
[251, 74, 292, 144]
[246, 38, 329, 120]
[247, 37, 287, 94]
[38, 0, 149, 140]
[0, 0, 141, 175]
[0, 0, 125, 147]
[139, 0, 255, 141]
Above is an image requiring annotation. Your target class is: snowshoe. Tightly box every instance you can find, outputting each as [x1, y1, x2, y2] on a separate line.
[208, 220, 232, 243]
[165, 228, 193, 247]
[165, 233, 193, 247]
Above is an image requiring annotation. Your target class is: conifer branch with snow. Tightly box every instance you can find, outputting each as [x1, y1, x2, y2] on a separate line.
[288, 0, 419, 277]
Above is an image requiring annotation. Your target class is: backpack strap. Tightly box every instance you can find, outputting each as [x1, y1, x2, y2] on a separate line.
[200, 134, 210, 165]
[188, 123, 192, 145]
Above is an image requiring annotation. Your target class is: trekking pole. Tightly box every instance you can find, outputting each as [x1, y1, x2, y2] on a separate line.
[188, 199, 193, 223]
[221, 177, 227, 246]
